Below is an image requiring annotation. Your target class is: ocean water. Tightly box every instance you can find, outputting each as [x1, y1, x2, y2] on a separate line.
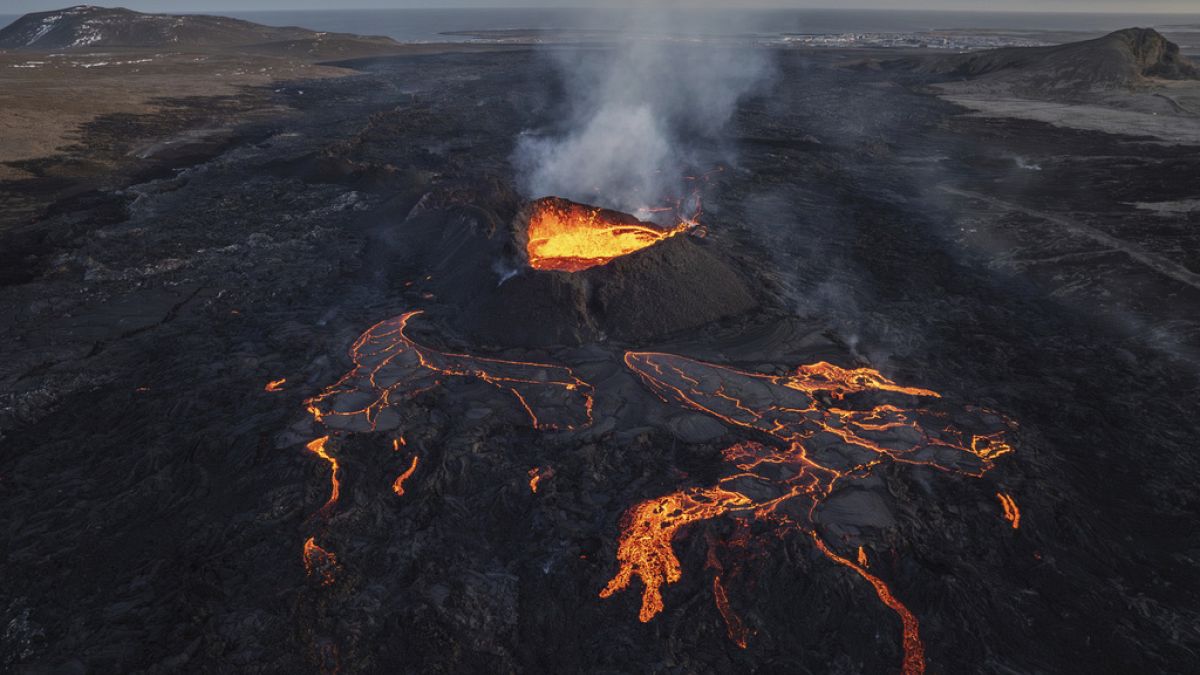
[2, 8, 1199, 43]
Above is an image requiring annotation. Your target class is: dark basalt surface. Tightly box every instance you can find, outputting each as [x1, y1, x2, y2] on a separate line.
[1, 45, 1199, 674]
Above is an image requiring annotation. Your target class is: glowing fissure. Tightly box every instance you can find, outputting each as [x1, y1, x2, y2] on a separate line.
[601, 351, 1016, 675]
[712, 575, 750, 649]
[525, 198, 692, 273]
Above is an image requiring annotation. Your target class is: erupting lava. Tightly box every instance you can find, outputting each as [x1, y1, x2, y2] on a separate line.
[524, 197, 693, 272]
[600, 352, 1016, 674]
[299, 311, 595, 583]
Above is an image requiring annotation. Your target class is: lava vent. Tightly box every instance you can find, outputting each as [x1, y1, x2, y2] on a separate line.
[457, 197, 758, 346]
[521, 197, 691, 272]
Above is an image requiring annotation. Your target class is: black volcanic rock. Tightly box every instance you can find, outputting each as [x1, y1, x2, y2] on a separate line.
[0, 5, 398, 51]
[895, 28, 1199, 94]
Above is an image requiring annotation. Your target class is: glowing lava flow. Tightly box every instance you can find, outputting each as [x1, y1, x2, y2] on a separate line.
[299, 310, 595, 584]
[601, 352, 1016, 674]
[303, 537, 339, 586]
[305, 436, 339, 516]
[997, 492, 1021, 529]
[306, 311, 594, 433]
[525, 198, 693, 272]
[392, 456, 419, 497]
[265, 378, 287, 392]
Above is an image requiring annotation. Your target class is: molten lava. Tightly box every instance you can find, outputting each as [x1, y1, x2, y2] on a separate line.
[997, 492, 1021, 529]
[303, 537, 339, 586]
[298, 310, 596, 593]
[265, 378, 287, 392]
[711, 575, 750, 649]
[305, 436, 340, 516]
[524, 198, 692, 272]
[306, 311, 594, 433]
[392, 455, 419, 497]
[600, 351, 1017, 675]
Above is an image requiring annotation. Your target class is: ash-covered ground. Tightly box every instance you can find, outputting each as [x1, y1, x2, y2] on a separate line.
[2, 46, 1199, 674]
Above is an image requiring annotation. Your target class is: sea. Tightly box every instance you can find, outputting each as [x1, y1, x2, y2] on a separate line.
[2, 8, 1199, 44]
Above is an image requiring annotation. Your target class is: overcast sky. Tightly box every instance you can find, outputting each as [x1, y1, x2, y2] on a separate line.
[7, 1, 1200, 14]
[4, 1, 1198, 14]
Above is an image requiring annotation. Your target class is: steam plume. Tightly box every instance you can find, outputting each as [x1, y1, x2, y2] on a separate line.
[513, 6, 773, 215]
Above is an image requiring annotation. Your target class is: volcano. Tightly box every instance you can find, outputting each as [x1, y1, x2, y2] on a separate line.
[519, 197, 693, 272]
[454, 196, 759, 346]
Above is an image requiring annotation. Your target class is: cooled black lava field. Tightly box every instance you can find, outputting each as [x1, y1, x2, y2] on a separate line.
[2, 47, 1199, 674]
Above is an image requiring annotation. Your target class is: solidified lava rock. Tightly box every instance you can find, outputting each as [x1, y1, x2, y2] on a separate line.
[459, 197, 760, 347]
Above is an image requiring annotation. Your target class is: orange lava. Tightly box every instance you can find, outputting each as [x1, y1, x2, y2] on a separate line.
[812, 533, 925, 675]
[997, 492, 1021, 529]
[600, 351, 1015, 673]
[306, 311, 594, 433]
[712, 575, 750, 649]
[392, 455, 419, 497]
[303, 536, 339, 586]
[299, 311, 595, 584]
[306, 436, 339, 515]
[265, 378, 287, 392]
[529, 468, 542, 494]
[525, 198, 691, 272]
[857, 546, 870, 567]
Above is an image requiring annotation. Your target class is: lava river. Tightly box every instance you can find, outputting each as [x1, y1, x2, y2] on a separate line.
[600, 352, 1016, 675]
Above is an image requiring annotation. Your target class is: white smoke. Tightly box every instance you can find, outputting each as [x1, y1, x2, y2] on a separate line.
[513, 6, 773, 215]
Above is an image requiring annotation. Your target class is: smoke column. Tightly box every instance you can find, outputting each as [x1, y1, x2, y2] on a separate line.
[513, 4, 773, 216]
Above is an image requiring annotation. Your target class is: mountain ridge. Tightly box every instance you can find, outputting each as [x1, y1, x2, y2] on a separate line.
[894, 28, 1198, 94]
[0, 5, 399, 51]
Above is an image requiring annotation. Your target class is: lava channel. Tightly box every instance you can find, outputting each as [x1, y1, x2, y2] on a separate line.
[600, 351, 1016, 675]
[524, 197, 694, 273]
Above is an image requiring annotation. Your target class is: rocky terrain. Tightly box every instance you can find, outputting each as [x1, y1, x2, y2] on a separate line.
[0, 5, 398, 52]
[888, 28, 1200, 143]
[1, 18, 1199, 675]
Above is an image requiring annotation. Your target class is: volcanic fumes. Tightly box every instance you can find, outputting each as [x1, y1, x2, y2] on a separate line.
[284, 20, 1020, 670]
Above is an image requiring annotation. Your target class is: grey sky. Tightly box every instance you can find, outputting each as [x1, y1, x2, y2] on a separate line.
[3, 1, 1199, 14]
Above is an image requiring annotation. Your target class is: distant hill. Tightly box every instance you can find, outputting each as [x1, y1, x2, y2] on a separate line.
[895, 28, 1198, 94]
[0, 5, 399, 52]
